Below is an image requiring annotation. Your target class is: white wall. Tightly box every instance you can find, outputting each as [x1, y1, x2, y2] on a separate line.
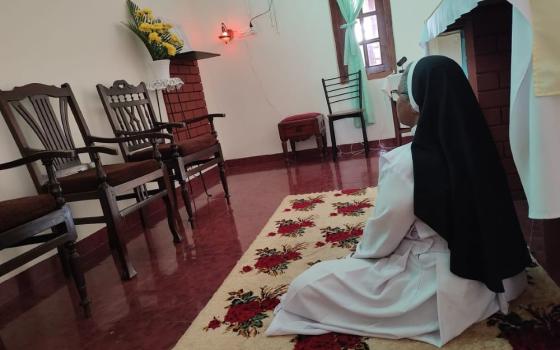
[176, 0, 441, 160]
[0, 0, 440, 279]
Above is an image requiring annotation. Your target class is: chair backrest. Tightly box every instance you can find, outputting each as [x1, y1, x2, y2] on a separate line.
[0, 83, 93, 191]
[96, 80, 159, 160]
[321, 72, 363, 115]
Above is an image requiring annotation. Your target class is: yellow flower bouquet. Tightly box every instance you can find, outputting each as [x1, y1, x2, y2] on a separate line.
[125, 0, 184, 60]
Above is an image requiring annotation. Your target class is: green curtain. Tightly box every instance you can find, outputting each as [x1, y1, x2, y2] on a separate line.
[337, 0, 375, 126]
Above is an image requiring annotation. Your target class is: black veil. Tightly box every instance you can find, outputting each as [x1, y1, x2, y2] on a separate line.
[410, 55, 531, 292]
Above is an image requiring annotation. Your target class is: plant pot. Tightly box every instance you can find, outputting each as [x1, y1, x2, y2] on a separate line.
[150, 59, 171, 81]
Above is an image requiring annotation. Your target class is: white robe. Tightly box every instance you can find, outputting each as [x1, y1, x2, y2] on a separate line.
[508, 1, 560, 219]
[266, 143, 527, 347]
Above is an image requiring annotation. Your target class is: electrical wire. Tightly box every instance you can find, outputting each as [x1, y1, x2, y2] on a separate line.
[249, 0, 275, 29]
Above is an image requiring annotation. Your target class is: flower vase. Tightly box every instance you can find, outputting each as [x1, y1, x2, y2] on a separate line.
[150, 59, 171, 82]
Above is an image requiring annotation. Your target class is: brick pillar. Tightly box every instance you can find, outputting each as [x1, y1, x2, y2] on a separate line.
[470, 2, 523, 198]
[163, 57, 211, 141]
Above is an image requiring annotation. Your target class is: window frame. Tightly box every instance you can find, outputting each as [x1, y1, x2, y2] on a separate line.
[329, 0, 396, 80]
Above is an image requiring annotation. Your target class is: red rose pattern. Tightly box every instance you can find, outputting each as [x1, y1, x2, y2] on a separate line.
[224, 300, 262, 324]
[340, 188, 367, 196]
[205, 285, 287, 337]
[332, 199, 373, 217]
[292, 333, 369, 350]
[319, 224, 365, 250]
[255, 254, 288, 270]
[204, 317, 222, 330]
[274, 217, 315, 237]
[289, 196, 325, 211]
[487, 303, 560, 350]
[253, 244, 306, 276]
[241, 265, 253, 273]
[260, 297, 280, 311]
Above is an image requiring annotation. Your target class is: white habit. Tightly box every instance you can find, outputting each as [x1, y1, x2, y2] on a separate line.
[266, 143, 527, 347]
[509, 1, 560, 219]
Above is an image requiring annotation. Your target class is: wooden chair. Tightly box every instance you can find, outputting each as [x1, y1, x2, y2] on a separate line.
[389, 90, 412, 146]
[96, 80, 230, 227]
[321, 72, 369, 161]
[0, 83, 181, 281]
[0, 150, 90, 317]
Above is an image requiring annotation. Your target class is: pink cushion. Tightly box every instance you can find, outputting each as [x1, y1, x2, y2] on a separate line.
[280, 112, 322, 123]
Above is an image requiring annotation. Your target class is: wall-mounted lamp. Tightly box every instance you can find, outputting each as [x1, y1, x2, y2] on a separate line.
[219, 23, 234, 44]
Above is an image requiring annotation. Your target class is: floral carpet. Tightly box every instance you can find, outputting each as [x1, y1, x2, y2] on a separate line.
[173, 188, 560, 350]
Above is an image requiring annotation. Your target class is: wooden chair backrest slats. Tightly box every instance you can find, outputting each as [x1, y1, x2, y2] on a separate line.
[321, 72, 363, 115]
[97, 80, 159, 158]
[0, 83, 94, 191]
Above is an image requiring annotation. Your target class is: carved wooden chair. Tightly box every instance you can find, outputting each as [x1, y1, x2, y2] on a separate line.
[0, 149, 90, 316]
[321, 72, 369, 161]
[0, 83, 182, 280]
[96, 80, 230, 227]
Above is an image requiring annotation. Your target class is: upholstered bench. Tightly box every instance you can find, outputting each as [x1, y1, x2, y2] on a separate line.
[277, 112, 327, 161]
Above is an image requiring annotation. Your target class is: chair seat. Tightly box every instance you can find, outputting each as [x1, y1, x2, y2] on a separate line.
[0, 194, 57, 232]
[129, 134, 218, 162]
[58, 160, 161, 193]
[280, 112, 322, 124]
[327, 108, 364, 119]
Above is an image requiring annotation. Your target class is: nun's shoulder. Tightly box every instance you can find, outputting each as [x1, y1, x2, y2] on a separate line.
[379, 143, 413, 175]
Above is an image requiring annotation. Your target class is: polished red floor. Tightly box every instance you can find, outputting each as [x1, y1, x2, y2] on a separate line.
[0, 151, 382, 350]
[0, 150, 550, 350]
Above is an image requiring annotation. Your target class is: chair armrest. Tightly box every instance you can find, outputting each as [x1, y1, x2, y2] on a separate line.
[153, 121, 186, 129]
[0, 150, 77, 171]
[87, 132, 174, 143]
[181, 113, 226, 125]
[114, 129, 174, 140]
[75, 146, 119, 156]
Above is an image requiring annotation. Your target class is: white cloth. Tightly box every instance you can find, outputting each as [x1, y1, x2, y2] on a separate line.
[406, 60, 420, 112]
[509, 2, 560, 219]
[420, 0, 484, 47]
[266, 143, 527, 347]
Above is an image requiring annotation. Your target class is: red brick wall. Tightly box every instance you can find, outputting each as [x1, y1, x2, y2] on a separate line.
[163, 57, 211, 141]
[469, 2, 523, 197]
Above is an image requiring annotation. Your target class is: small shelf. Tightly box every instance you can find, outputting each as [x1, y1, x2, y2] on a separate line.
[172, 51, 220, 61]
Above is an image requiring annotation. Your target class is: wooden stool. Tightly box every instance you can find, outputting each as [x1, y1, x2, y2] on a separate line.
[278, 113, 327, 161]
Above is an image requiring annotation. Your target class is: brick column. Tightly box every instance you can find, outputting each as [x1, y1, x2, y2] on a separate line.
[163, 57, 211, 141]
[471, 3, 523, 198]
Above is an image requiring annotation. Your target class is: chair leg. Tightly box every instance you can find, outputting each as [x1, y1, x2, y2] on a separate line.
[360, 114, 369, 156]
[281, 140, 289, 162]
[218, 161, 231, 204]
[159, 172, 182, 243]
[178, 177, 195, 228]
[56, 245, 71, 278]
[216, 146, 231, 204]
[315, 133, 324, 160]
[134, 187, 148, 229]
[65, 241, 91, 317]
[290, 140, 297, 160]
[99, 185, 137, 280]
[329, 118, 337, 161]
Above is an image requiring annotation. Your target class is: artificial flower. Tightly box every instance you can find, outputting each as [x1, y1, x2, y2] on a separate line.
[162, 42, 177, 56]
[148, 32, 161, 43]
[138, 22, 152, 32]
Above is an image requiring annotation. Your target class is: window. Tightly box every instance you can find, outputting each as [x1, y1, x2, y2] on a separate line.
[329, 0, 396, 79]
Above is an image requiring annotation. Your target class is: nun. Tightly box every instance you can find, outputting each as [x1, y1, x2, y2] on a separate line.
[266, 56, 532, 347]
